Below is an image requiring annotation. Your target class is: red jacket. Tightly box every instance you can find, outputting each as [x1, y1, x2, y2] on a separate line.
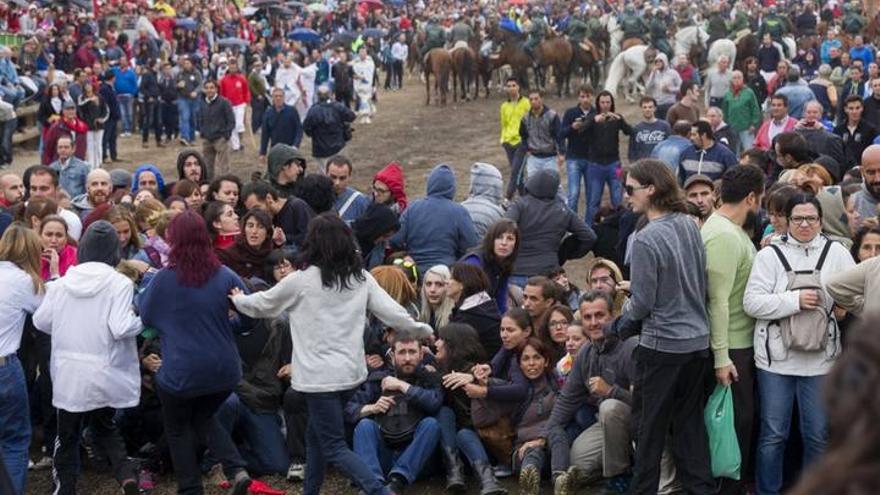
[153, 16, 175, 41]
[42, 118, 89, 165]
[74, 45, 98, 69]
[219, 73, 251, 106]
[754, 116, 797, 150]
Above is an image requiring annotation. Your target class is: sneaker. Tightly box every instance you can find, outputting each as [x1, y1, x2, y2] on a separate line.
[386, 473, 407, 494]
[139, 468, 155, 493]
[207, 463, 228, 488]
[31, 456, 53, 471]
[247, 479, 285, 495]
[519, 465, 540, 495]
[231, 471, 252, 495]
[493, 464, 513, 478]
[28, 459, 34, 470]
[287, 462, 305, 481]
[179, 138, 189, 146]
[553, 470, 570, 495]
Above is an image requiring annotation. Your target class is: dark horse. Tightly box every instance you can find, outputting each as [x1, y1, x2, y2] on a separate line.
[488, 21, 572, 97]
[735, 33, 759, 71]
[450, 44, 476, 101]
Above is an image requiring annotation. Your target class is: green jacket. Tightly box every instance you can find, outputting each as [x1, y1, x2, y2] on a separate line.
[721, 86, 762, 132]
[843, 13, 866, 34]
[621, 14, 648, 38]
[728, 12, 750, 34]
[449, 21, 474, 43]
[528, 17, 547, 40]
[567, 18, 589, 41]
[425, 23, 445, 46]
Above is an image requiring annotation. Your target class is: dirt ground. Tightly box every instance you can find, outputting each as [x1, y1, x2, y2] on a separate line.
[19, 73, 641, 495]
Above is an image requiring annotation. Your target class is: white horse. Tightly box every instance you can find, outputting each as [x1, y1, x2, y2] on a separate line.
[602, 14, 623, 59]
[604, 44, 650, 103]
[707, 39, 737, 69]
[673, 25, 709, 57]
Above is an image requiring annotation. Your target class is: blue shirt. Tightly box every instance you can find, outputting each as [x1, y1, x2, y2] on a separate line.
[333, 187, 370, 224]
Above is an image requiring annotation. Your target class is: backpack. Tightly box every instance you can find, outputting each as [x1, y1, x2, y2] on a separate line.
[768, 240, 835, 354]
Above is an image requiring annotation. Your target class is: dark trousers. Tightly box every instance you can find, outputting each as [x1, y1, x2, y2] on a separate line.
[718, 348, 757, 494]
[140, 99, 162, 144]
[502, 141, 527, 199]
[384, 62, 394, 89]
[0, 117, 16, 165]
[283, 388, 308, 464]
[53, 407, 137, 495]
[392, 60, 404, 89]
[630, 347, 715, 495]
[250, 96, 267, 134]
[336, 90, 353, 110]
[102, 117, 119, 160]
[302, 390, 385, 495]
[156, 387, 245, 495]
[160, 101, 178, 140]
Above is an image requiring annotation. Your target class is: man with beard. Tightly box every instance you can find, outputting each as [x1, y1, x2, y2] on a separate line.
[853, 145, 880, 221]
[345, 331, 443, 494]
[0, 173, 24, 212]
[541, 290, 638, 493]
[702, 165, 764, 493]
[71, 169, 112, 220]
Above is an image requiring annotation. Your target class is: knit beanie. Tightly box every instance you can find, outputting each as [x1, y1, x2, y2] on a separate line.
[77, 220, 122, 267]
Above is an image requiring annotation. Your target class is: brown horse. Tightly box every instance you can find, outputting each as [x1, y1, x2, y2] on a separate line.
[798, 34, 820, 53]
[424, 48, 451, 106]
[621, 37, 643, 52]
[570, 38, 602, 87]
[407, 30, 426, 75]
[450, 44, 476, 102]
[534, 35, 573, 97]
[735, 33, 759, 71]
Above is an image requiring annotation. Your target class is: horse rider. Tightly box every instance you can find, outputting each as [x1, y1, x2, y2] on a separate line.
[795, 3, 818, 37]
[646, 8, 672, 59]
[841, 2, 866, 37]
[759, 5, 791, 58]
[706, 5, 729, 47]
[728, 2, 751, 40]
[449, 15, 475, 49]
[619, 4, 649, 43]
[523, 6, 548, 65]
[566, 10, 591, 52]
[420, 15, 447, 62]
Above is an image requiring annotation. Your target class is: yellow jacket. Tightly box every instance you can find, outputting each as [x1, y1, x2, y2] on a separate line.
[500, 96, 530, 145]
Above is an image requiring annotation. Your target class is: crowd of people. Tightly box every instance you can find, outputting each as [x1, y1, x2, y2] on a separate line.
[0, 0, 880, 495]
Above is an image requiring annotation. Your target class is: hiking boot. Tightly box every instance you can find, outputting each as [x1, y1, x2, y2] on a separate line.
[121, 478, 140, 495]
[287, 462, 305, 481]
[519, 464, 540, 495]
[442, 447, 466, 493]
[473, 461, 507, 495]
[553, 469, 570, 495]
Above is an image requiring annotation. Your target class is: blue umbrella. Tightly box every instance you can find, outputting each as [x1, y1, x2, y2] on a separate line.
[288, 28, 321, 42]
[217, 37, 250, 48]
[499, 17, 521, 34]
[362, 27, 386, 39]
[176, 18, 198, 30]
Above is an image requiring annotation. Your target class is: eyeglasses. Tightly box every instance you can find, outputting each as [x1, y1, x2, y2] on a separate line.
[624, 184, 648, 196]
[790, 215, 820, 225]
[372, 185, 390, 194]
[548, 320, 569, 329]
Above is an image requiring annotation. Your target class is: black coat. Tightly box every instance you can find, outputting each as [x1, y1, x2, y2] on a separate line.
[449, 297, 502, 358]
[302, 101, 356, 158]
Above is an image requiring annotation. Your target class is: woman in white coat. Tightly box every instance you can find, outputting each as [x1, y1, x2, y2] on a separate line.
[352, 46, 376, 124]
[33, 221, 143, 495]
[0, 224, 44, 495]
[230, 213, 432, 495]
[743, 193, 855, 495]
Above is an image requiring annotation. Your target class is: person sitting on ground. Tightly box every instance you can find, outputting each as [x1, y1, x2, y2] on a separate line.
[418, 264, 455, 333]
[346, 330, 444, 494]
[462, 218, 521, 314]
[447, 262, 503, 357]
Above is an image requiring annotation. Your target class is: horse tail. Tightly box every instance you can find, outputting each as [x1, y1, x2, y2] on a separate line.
[603, 49, 627, 95]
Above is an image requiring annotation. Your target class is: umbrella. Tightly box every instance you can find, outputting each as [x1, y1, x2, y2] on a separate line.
[362, 27, 386, 39]
[357, 0, 383, 10]
[241, 6, 259, 16]
[217, 37, 250, 48]
[331, 31, 357, 46]
[286, 0, 307, 8]
[307, 3, 330, 13]
[268, 5, 296, 16]
[499, 16, 521, 33]
[176, 17, 198, 30]
[250, 0, 281, 5]
[288, 28, 321, 42]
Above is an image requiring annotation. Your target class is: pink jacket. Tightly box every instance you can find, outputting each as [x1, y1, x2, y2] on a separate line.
[754, 116, 798, 150]
[41, 244, 78, 280]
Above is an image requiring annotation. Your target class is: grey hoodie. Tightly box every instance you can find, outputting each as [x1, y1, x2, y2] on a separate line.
[461, 162, 505, 239]
[645, 53, 682, 106]
[505, 170, 596, 276]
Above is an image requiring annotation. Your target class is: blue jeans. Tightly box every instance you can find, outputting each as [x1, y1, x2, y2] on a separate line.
[586, 161, 622, 226]
[0, 355, 31, 494]
[436, 407, 489, 465]
[756, 370, 827, 495]
[353, 417, 440, 484]
[212, 393, 289, 475]
[565, 157, 590, 218]
[117, 93, 134, 133]
[177, 98, 198, 143]
[303, 391, 391, 495]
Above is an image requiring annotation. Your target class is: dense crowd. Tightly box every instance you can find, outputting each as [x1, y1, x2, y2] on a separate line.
[1, 1, 880, 495]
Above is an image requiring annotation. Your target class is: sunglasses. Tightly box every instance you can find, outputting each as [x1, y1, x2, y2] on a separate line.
[393, 258, 418, 283]
[624, 184, 649, 196]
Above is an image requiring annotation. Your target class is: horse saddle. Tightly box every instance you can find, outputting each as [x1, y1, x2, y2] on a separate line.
[732, 29, 752, 43]
[450, 40, 470, 52]
[578, 40, 593, 52]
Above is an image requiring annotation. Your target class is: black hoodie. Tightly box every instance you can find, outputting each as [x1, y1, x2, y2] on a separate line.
[506, 170, 597, 276]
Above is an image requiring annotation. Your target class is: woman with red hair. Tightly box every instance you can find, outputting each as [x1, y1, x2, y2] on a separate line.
[139, 210, 254, 495]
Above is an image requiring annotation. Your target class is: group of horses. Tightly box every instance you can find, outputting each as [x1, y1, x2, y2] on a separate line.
[408, 19, 608, 106]
[406, 11, 880, 106]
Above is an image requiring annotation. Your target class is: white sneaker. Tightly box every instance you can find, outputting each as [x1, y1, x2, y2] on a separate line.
[31, 456, 52, 471]
[287, 462, 305, 481]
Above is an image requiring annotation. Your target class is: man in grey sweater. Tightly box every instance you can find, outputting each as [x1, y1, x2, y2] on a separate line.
[622, 159, 715, 495]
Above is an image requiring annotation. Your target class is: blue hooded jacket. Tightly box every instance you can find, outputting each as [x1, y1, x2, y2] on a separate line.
[391, 164, 479, 272]
[131, 164, 166, 196]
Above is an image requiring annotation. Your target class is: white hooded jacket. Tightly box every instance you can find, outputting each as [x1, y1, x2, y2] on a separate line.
[33, 262, 143, 412]
[743, 234, 854, 376]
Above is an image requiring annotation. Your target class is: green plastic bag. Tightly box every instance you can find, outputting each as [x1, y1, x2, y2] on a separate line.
[704, 384, 741, 480]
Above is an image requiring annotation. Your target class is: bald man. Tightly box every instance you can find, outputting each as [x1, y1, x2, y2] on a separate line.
[71, 168, 112, 220]
[0, 173, 24, 211]
[853, 145, 880, 222]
